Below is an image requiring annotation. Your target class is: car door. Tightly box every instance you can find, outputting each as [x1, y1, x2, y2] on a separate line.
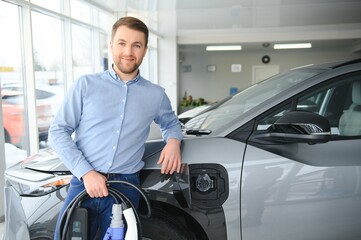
[241, 71, 361, 240]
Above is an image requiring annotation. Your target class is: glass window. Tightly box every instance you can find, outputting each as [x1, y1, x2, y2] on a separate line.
[141, 33, 158, 83]
[257, 71, 361, 137]
[100, 33, 109, 71]
[147, 47, 158, 83]
[0, 1, 29, 168]
[72, 24, 93, 79]
[31, 0, 61, 13]
[99, 10, 115, 32]
[185, 68, 324, 132]
[32, 11, 65, 148]
[0, 1, 28, 165]
[71, 0, 91, 23]
[0, 2, 22, 86]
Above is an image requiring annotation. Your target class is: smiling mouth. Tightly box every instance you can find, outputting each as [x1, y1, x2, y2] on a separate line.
[122, 58, 134, 62]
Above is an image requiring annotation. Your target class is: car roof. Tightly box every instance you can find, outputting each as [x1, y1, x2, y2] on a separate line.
[291, 58, 361, 71]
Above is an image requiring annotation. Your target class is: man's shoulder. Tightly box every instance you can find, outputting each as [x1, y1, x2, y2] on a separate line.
[76, 71, 110, 84]
[139, 77, 164, 92]
[82, 70, 109, 79]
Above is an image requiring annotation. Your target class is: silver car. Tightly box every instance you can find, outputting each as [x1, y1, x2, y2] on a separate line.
[4, 58, 361, 240]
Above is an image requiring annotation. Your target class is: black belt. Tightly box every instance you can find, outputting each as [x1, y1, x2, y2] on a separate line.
[98, 172, 121, 179]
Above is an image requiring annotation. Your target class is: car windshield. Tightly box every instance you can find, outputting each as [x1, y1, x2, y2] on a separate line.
[185, 68, 325, 132]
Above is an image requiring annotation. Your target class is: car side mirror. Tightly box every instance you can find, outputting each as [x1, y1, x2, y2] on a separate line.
[263, 111, 331, 144]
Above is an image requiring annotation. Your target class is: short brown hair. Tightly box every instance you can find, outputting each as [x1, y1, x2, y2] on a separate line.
[111, 16, 149, 46]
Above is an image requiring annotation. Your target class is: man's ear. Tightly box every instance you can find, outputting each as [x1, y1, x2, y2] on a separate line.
[143, 45, 148, 57]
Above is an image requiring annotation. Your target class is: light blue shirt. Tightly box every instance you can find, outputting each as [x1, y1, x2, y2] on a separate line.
[49, 68, 183, 180]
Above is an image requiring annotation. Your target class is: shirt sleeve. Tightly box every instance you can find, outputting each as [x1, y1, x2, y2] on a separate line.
[154, 92, 184, 143]
[48, 78, 93, 180]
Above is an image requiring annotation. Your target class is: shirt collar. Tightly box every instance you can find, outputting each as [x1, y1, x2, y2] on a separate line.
[109, 64, 141, 84]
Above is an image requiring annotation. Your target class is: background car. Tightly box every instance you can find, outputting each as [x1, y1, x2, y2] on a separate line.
[148, 105, 213, 140]
[178, 104, 211, 124]
[1, 85, 55, 147]
[4, 58, 361, 240]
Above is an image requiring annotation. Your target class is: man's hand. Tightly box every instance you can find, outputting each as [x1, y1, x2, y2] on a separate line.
[82, 170, 108, 198]
[157, 138, 181, 174]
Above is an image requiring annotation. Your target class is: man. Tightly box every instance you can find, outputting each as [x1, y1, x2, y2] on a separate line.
[49, 16, 183, 239]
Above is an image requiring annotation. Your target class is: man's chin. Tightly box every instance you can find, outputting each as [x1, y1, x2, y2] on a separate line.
[119, 65, 139, 75]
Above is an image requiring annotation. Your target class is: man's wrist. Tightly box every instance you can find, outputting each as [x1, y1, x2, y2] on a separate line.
[167, 138, 181, 145]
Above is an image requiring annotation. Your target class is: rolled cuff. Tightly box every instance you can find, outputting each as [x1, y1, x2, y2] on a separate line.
[71, 160, 94, 180]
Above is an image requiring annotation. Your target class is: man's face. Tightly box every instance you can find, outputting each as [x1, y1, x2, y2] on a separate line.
[110, 25, 148, 79]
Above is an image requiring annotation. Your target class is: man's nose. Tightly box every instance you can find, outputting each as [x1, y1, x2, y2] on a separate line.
[123, 45, 133, 55]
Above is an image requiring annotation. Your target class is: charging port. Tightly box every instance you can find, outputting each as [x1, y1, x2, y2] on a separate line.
[189, 164, 229, 208]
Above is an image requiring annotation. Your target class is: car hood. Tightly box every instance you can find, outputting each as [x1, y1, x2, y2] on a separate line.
[16, 148, 68, 173]
[6, 140, 167, 177]
[5, 148, 70, 184]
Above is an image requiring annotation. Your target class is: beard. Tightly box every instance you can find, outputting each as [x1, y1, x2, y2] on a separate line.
[115, 61, 141, 75]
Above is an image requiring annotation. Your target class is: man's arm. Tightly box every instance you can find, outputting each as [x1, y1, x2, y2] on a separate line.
[157, 138, 181, 174]
[154, 93, 183, 174]
[48, 78, 93, 180]
[49, 79, 110, 198]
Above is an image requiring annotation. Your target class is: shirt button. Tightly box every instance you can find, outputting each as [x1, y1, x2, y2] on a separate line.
[120, 115, 123, 118]
[122, 99, 125, 103]
[116, 130, 120, 133]
[113, 146, 116, 150]
[108, 162, 111, 166]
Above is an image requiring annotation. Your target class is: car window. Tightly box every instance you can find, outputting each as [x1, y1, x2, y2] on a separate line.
[185, 68, 324, 131]
[257, 71, 361, 137]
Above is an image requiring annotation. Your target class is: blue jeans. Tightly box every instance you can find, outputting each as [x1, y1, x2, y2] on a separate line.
[54, 172, 140, 240]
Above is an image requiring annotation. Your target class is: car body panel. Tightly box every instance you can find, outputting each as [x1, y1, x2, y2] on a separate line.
[4, 187, 31, 239]
[143, 137, 245, 239]
[241, 144, 361, 240]
[4, 150, 70, 240]
[2, 99, 24, 144]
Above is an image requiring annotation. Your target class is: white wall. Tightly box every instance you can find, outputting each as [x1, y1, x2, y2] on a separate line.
[179, 47, 360, 105]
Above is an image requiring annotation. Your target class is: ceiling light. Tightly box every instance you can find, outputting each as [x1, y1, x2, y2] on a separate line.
[273, 43, 312, 49]
[206, 45, 242, 51]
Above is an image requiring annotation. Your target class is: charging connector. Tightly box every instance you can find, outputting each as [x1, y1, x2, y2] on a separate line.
[123, 208, 138, 240]
[103, 204, 125, 240]
[110, 204, 124, 228]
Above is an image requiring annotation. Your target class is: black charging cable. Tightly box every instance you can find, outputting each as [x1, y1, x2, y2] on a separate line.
[57, 180, 151, 240]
